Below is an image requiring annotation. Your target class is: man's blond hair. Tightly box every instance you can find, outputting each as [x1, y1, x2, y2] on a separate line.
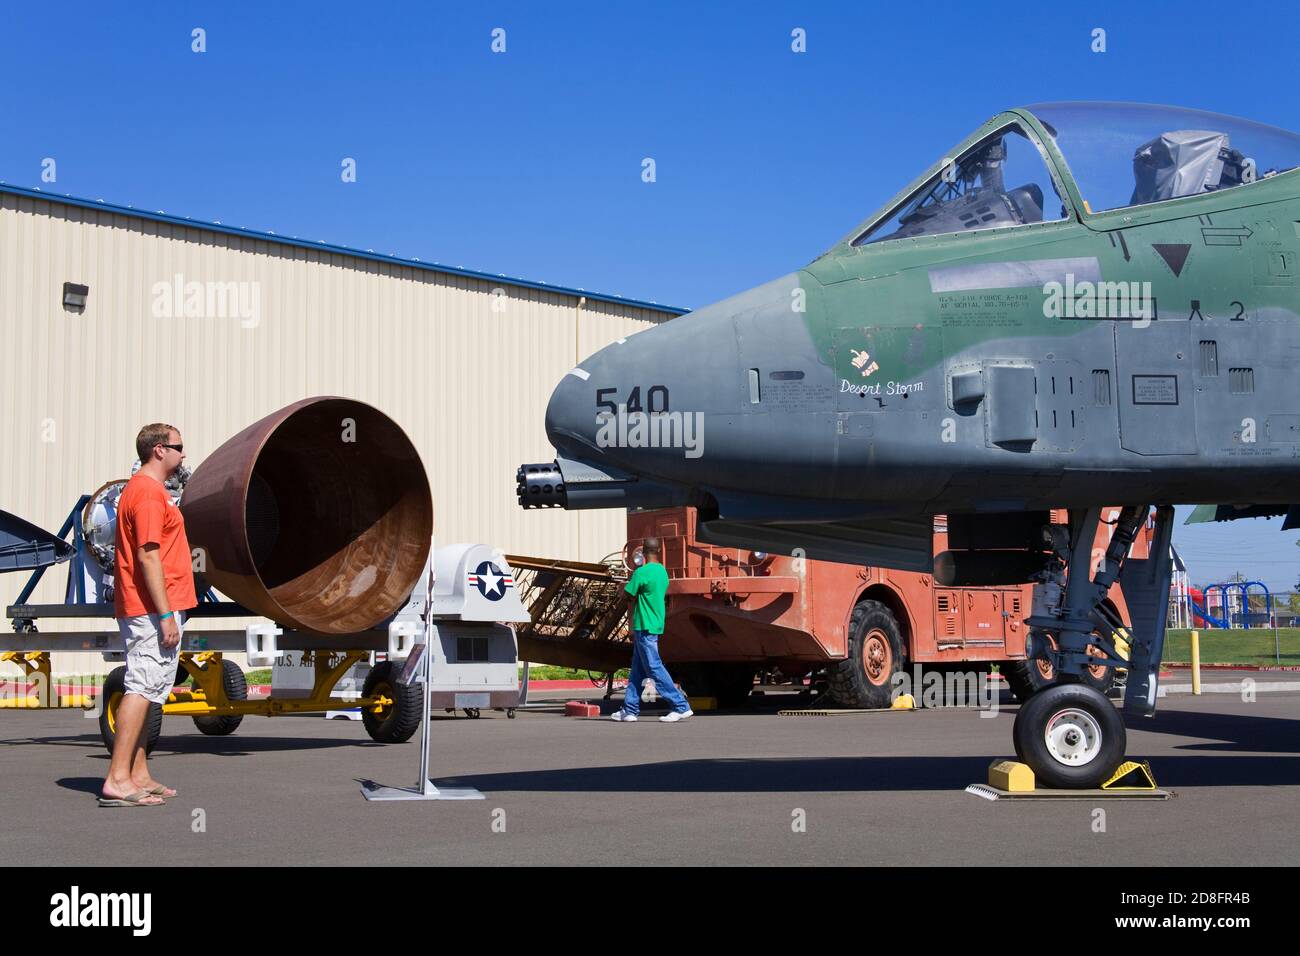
[135, 423, 178, 463]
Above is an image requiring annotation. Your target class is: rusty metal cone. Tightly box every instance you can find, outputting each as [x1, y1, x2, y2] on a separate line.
[181, 397, 433, 634]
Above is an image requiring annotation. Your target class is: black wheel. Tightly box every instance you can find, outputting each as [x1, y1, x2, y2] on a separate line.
[463, 707, 481, 719]
[704, 663, 756, 708]
[361, 661, 422, 743]
[1065, 653, 1118, 695]
[1005, 632, 1116, 703]
[673, 664, 706, 697]
[506, 708, 516, 719]
[99, 666, 163, 755]
[1012, 683, 1126, 789]
[1003, 647, 1056, 703]
[191, 659, 247, 736]
[825, 599, 905, 709]
[672, 663, 754, 708]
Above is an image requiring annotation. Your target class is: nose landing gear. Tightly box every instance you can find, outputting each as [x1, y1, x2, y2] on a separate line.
[1013, 505, 1175, 789]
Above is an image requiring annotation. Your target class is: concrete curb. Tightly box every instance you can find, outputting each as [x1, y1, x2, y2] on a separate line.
[1162, 681, 1300, 694]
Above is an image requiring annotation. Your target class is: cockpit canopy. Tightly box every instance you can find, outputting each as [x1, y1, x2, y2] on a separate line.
[852, 102, 1300, 247]
[855, 123, 1066, 246]
[1029, 102, 1300, 212]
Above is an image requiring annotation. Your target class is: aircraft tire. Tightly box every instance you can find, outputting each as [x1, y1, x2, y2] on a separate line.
[1013, 683, 1126, 789]
[191, 658, 247, 736]
[99, 666, 164, 755]
[361, 661, 422, 743]
[825, 599, 905, 709]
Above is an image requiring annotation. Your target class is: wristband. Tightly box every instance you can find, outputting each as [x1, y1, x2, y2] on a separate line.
[159, 611, 174, 621]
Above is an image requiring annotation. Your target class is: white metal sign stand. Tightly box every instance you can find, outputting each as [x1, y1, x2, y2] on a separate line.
[361, 563, 484, 802]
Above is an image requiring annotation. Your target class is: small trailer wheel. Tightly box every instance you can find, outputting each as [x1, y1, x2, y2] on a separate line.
[506, 708, 516, 719]
[361, 661, 422, 743]
[192, 659, 248, 736]
[99, 666, 163, 755]
[1012, 683, 1126, 789]
[463, 707, 481, 719]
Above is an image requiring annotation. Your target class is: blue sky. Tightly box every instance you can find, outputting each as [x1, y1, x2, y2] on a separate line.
[3, 1, 1298, 591]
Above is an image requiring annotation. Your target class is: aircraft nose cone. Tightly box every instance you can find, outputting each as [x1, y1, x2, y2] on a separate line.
[544, 367, 593, 455]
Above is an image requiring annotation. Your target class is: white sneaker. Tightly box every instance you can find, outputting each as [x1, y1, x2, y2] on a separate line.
[609, 709, 638, 722]
[660, 709, 693, 723]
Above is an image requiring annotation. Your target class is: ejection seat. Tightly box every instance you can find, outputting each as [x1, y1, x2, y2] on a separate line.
[1130, 130, 1248, 205]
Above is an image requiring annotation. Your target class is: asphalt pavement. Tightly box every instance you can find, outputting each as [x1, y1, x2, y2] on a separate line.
[1, 682, 1296, 866]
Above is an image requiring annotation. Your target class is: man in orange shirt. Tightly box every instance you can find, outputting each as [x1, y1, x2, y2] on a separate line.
[100, 423, 197, 807]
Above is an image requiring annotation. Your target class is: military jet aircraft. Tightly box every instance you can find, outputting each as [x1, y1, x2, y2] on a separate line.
[518, 102, 1300, 788]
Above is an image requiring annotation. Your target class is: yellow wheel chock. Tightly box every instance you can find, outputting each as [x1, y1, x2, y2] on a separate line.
[1100, 759, 1158, 791]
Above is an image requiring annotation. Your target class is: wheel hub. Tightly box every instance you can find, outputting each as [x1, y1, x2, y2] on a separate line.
[1030, 633, 1059, 681]
[371, 682, 394, 718]
[1044, 708, 1103, 766]
[863, 630, 891, 684]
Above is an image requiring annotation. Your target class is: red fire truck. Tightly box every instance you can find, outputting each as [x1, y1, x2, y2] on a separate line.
[623, 507, 1147, 707]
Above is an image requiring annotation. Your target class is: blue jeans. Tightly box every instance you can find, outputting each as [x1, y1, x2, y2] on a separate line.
[624, 630, 690, 716]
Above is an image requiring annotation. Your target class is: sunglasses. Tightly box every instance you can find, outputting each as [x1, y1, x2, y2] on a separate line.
[158, 443, 184, 453]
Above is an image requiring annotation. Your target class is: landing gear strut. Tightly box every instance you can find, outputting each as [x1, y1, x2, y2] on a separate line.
[1016, 505, 1175, 788]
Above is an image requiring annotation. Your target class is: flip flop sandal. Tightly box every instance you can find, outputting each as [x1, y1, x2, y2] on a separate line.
[98, 790, 164, 808]
[147, 784, 177, 797]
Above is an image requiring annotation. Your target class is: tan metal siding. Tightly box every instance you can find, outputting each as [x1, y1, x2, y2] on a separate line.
[0, 193, 675, 674]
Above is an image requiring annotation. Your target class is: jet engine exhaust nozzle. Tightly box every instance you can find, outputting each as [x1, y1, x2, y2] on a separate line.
[181, 396, 433, 634]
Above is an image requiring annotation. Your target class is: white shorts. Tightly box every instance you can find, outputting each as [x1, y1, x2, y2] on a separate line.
[117, 613, 184, 704]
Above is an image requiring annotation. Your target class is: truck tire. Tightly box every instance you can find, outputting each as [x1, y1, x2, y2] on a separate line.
[1012, 683, 1126, 789]
[1005, 633, 1115, 703]
[703, 663, 756, 709]
[361, 661, 422, 743]
[671, 663, 707, 698]
[191, 659, 247, 736]
[669, 663, 754, 708]
[825, 599, 905, 709]
[99, 666, 163, 755]
[1002, 649, 1056, 703]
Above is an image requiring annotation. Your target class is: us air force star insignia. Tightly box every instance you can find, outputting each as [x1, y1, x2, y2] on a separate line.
[468, 561, 512, 601]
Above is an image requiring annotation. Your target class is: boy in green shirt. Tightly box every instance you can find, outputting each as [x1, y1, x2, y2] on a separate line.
[612, 537, 693, 722]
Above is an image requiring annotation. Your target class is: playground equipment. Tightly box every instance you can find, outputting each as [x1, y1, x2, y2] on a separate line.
[1190, 580, 1274, 629]
[1181, 579, 1282, 665]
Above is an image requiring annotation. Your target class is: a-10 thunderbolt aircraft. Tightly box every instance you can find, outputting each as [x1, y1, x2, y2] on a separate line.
[518, 102, 1300, 788]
